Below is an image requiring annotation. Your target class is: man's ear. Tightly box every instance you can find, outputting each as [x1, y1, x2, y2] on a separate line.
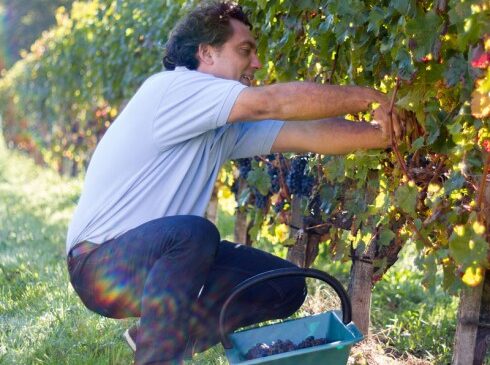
[197, 44, 214, 65]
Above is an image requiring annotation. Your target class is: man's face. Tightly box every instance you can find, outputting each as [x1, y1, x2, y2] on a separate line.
[198, 19, 262, 86]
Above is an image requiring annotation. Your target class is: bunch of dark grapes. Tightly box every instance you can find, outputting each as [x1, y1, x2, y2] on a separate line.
[253, 188, 268, 209]
[286, 156, 314, 197]
[245, 336, 328, 360]
[300, 176, 315, 197]
[274, 199, 286, 213]
[245, 339, 296, 359]
[267, 165, 280, 193]
[297, 336, 327, 349]
[231, 179, 240, 196]
[236, 158, 252, 179]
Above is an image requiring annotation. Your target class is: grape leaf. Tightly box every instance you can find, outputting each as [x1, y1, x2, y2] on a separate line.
[390, 0, 416, 16]
[246, 167, 271, 196]
[406, 12, 443, 60]
[444, 54, 467, 87]
[471, 87, 490, 118]
[449, 224, 488, 268]
[395, 183, 418, 216]
[443, 172, 465, 194]
[378, 228, 396, 246]
[367, 6, 385, 36]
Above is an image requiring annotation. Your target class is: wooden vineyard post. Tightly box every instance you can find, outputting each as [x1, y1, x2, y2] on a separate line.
[347, 173, 381, 335]
[348, 243, 376, 335]
[474, 271, 490, 364]
[285, 195, 322, 268]
[453, 282, 485, 365]
[453, 153, 490, 364]
[473, 157, 490, 365]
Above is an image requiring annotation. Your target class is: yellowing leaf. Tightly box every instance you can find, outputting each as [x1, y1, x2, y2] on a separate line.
[462, 266, 484, 287]
[472, 221, 485, 236]
[110, 107, 118, 118]
[374, 192, 387, 209]
[218, 185, 232, 199]
[471, 88, 490, 118]
[453, 225, 465, 236]
[274, 223, 290, 243]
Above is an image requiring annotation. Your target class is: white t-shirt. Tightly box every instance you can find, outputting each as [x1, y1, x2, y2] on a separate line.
[66, 67, 284, 253]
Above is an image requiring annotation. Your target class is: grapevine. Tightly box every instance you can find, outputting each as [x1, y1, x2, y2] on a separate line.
[0, 0, 488, 291]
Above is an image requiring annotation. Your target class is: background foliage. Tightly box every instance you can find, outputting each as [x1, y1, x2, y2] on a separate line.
[0, 0, 75, 69]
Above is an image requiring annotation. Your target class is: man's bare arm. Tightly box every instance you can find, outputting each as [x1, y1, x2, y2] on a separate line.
[271, 118, 389, 155]
[229, 82, 385, 121]
[228, 82, 400, 139]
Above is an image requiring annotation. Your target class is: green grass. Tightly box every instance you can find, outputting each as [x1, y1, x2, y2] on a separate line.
[0, 139, 458, 364]
[370, 255, 457, 363]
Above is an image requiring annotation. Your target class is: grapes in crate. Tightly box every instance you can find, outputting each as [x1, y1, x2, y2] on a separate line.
[245, 336, 328, 359]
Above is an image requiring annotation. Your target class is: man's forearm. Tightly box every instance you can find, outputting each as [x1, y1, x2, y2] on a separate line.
[272, 118, 389, 155]
[261, 82, 385, 121]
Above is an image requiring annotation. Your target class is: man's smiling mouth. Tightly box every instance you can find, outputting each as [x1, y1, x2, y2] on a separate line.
[240, 74, 253, 85]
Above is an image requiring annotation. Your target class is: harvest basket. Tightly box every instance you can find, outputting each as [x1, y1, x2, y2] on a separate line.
[219, 268, 363, 365]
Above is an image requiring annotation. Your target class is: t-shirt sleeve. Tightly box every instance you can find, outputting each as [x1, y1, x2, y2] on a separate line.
[152, 71, 247, 151]
[228, 120, 285, 159]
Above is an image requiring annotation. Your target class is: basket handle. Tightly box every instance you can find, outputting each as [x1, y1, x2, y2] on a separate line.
[219, 267, 352, 349]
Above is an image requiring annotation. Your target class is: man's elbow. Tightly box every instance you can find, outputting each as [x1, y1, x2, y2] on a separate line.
[229, 87, 278, 122]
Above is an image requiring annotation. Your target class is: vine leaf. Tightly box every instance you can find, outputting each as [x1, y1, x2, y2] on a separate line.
[462, 266, 485, 287]
[444, 54, 467, 87]
[449, 222, 488, 279]
[246, 167, 271, 196]
[395, 183, 418, 216]
[406, 11, 443, 61]
[378, 229, 396, 247]
[367, 6, 385, 36]
[471, 79, 490, 118]
[443, 172, 465, 194]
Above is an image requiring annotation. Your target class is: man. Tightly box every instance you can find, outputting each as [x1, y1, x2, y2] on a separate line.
[66, 2, 402, 364]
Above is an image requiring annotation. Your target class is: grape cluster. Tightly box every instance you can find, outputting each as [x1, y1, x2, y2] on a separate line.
[286, 156, 314, 197]
[231, 179, 240, 196]
[245, 336, 328, 360]
[297, 336, 328, 349]
[267, 165, 280, 193]
[253, 188, 268, 209]
[245, 339, 295, 359]
[236, 158, 252, 178]
[273, 199, 286, 213]
[405, 153, 432, 170]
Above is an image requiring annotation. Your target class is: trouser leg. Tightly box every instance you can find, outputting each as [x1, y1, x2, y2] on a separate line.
[188, 240, 307, 353]
[67, 215, 220, 365]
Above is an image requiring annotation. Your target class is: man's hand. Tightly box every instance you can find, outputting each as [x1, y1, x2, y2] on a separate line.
[371, 97, 402, 146]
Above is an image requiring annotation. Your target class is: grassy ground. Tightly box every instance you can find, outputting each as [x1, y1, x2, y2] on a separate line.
[0, 140, 459, 365]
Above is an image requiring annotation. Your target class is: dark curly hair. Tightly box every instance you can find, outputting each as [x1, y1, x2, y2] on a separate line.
[163, 1, 252, 70]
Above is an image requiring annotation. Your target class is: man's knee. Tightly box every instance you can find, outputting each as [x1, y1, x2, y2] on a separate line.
[176, 215, 220, 258]
[184, 216, 219, 242]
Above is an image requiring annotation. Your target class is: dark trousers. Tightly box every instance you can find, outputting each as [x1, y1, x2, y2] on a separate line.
[67, 215, 306, 365]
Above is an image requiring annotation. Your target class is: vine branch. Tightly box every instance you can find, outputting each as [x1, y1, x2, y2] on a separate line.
[388, 78, 410, 180]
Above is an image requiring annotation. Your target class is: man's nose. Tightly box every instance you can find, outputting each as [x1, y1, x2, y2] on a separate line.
[251, 52, 262, 69]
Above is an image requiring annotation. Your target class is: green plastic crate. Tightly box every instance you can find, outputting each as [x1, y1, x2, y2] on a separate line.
[219, 268, 363, 365]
